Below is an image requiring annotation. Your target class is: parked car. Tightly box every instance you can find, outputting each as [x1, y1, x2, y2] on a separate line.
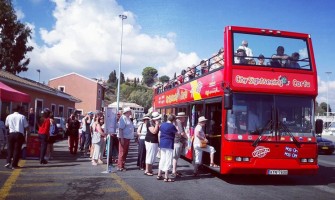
[316, 136, 335, 155]
[54, 117, 66, 139]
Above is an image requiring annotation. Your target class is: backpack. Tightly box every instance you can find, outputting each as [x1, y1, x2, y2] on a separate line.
[50, 119, 59, 136]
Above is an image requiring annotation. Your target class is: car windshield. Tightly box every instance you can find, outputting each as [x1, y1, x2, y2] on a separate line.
[226, 93, 314, 140]
[55, 118, 61, 124]
[233, 32, 311, 70]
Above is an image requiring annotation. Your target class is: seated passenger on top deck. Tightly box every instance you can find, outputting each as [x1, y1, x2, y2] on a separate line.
[238, 40, 253, 61]
[200, 60, 208, 75]
[257, 54, 266, 66]
[234, 48, 248, 64]
[271, 46, 289, 67]
[184, 66, 192, 82]
[248, 59, 256, 65]
[285, 52, 300, 69]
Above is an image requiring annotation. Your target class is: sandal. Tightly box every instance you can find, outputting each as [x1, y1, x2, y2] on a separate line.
[144, 172, 153, 176]
[156, 176, 164, 180]
[163, 178, 175, 182]
[210, 163, 219, 168]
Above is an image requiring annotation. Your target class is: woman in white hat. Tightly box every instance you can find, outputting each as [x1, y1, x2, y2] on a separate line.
[117, 107, 134, 171]
[193, 116, 219, 176]
[136, 114, 150, 170]
[144, 111, 161, 176]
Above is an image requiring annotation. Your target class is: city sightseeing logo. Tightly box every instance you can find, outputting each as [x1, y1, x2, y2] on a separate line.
[235, 75, 289, 87]
[279, 76, 289, 85]
[252, 146, 270, 158]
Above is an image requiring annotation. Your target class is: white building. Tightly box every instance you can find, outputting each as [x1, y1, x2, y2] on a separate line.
[108, 102, 145, 119]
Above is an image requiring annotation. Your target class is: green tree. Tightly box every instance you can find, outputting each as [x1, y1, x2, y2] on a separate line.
[120, 72, 125, 84]
[320, 102, 332, 114]
[107, 70, 117, 83]
[0, 0, 33, 74]
[133, 77, 137, 87]
[159, 75, 170, 83]
[128, 88, 153, 111]
[142, 67, 158, 87]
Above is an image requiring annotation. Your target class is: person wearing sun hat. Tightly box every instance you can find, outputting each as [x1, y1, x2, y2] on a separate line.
[117, 107, 134, 171]
[171, 112, 188, 178]
[144, 111, 161, 176]
[193, 116, 219, 176]
[136, 114, 151, 170]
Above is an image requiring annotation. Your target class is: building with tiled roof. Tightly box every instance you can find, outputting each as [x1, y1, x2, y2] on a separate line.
[48, 72, 106, 115]
[0, 70, 81, 121]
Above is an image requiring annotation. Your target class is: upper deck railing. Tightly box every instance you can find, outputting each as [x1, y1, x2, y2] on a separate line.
[154, 48, 224, 94]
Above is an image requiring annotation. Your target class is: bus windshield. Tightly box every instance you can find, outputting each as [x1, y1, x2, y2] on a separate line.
[226, 94, 314, 140]
[233, 32, 311, 70]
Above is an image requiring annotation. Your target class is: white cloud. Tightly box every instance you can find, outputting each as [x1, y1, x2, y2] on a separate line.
[14, 7, 25, 20]
[317, 75, 335, 110]
[21, 0, 197, 84]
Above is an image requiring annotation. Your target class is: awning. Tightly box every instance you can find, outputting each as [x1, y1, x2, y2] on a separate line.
[0, 81, 31, 103]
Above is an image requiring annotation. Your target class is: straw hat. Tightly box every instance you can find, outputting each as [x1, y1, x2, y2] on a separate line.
[151, 112, 162, 120]
[176, 112, 187, 118]
[198, 116, 208, 123]
[142, 114, 151, 120]
[123, 107, 132, 114]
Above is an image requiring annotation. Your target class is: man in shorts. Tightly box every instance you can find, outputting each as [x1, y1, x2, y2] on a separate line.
[171, 112, 187, 177]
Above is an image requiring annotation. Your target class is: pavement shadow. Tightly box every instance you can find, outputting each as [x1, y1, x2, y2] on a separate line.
[218, 165, 335, 186]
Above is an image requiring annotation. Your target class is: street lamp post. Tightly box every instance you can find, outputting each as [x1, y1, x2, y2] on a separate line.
[116, 14, 127, 114]
[326, 72, 332, 118]
[37, 69, 41, 83]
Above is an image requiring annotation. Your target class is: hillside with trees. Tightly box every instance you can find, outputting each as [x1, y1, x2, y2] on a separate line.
[105, 67, 159, 112]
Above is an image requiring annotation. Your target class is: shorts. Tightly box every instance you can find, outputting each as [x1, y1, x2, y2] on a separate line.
[173, 142, 182, 159]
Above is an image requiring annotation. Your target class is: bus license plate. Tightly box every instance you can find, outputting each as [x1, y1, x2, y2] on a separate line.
[267, 170, 288, 175]
[322, 147, 329, 149]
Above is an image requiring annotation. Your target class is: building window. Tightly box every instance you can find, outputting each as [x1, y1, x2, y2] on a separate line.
[58, 105, 64, 118]
[58, 86, 65, 92]
[51, 104, 56, 115]
[98, 89, 101, 99]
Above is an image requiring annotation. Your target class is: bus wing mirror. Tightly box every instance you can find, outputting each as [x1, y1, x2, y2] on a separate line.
[315, 119, 323, 134]
[224, 87, 233, 110]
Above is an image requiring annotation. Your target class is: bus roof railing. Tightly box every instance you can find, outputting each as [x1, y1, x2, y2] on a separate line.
[155, 48, 224, 94]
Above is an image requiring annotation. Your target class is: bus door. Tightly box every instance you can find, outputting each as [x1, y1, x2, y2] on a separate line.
[203, 97, 222, 165]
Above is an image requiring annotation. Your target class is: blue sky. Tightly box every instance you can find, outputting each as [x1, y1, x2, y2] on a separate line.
[11, 0, 335, 109]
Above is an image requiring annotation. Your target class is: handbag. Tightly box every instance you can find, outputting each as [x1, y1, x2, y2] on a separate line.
[92, 132, 101, 144]
[200, 139, 207, 148]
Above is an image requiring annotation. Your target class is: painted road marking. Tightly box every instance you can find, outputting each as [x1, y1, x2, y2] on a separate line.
[1, 160, 143, 200]
[110, 173, 144, 200]
[0, 160, 26, 200]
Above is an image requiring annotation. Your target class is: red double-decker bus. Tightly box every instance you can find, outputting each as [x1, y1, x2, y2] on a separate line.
[153, 26, 323, 175]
